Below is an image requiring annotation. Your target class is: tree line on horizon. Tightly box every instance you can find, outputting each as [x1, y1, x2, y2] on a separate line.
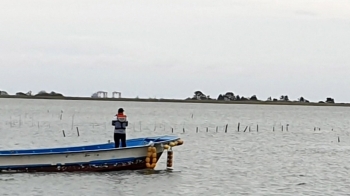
[0, 89, 336, 104]
[186, 91, 336, 104]
[0, 90, 64, 97]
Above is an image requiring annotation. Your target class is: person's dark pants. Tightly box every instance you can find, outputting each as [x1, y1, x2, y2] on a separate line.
[114, 133, 126, 148]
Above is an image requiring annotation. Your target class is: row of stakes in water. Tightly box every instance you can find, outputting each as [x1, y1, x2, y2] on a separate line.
[59, 124, 289, 137]
[170, 123, 290, 133]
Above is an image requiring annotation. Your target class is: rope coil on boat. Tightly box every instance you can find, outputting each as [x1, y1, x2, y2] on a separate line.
[163, 139, 184, 149]
[145, 146, 157, 169]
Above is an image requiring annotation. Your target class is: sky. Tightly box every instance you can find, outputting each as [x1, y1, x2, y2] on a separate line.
[1, 0, 350, 102]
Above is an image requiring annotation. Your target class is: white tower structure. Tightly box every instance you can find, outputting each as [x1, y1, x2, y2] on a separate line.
[112, 91, 121, 98]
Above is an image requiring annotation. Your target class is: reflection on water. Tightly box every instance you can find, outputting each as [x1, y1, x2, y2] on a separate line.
[1, 98, 350, 195]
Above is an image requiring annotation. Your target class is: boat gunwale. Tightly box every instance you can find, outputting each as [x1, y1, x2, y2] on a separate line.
[0, 135, 180, 157]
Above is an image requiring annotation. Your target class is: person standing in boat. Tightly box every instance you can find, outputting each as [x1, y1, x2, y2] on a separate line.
[112, 108, 128, 148]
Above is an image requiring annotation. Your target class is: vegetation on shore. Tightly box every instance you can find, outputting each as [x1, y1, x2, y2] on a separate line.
[0, 89, 344, 107]
[0, 90, 64, 98]
[186, 91, 336, 104]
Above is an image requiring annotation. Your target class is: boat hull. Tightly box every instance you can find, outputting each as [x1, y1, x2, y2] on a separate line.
[0, 152, 163, 173]
[0, 135, 182, 173]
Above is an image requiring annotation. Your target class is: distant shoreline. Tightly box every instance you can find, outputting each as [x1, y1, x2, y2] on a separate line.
[0, 95, 349, 107]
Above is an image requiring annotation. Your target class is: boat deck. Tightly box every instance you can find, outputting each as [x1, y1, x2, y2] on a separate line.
[0, 135, 179, 155]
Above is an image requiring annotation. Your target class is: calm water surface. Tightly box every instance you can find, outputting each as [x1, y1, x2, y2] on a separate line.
[1, 98, 350, 196]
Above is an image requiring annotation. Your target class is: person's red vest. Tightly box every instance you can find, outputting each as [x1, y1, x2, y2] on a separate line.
[116, 113, 127, 121]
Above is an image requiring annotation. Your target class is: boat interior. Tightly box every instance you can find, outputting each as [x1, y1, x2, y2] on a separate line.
[0, 135, 179, 155]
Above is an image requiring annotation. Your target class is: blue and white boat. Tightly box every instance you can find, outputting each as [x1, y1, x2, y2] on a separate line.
[0, 135, 183, 173]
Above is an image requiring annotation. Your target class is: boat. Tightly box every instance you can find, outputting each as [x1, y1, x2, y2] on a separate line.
[0, 135, 183, 173]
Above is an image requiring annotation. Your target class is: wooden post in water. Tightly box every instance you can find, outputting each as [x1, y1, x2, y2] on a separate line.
[282, 125, 284, 132]
[273, 126, 275, 132]
[338, 136, 340, 142]
[196, 127, 198, 133]
[249, 126, 251, 132]
[238, 123, 240, 132]
[225, 124, 228, 133]
[71, 114, 75, 130]
[62, 130, 66, 137]
[243, 126, 248, 132]
[183, 128, 185, 133]
[171, 128, 174, 133]
[257, 124, 259, 132]
[206, 127, 208, 132]
[76, 127, 80, 136]
[216, 126, 218, 132]
[60, 110, 63, 120]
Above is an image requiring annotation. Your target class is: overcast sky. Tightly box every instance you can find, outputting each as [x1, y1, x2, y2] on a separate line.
[1, 0, 350, 102]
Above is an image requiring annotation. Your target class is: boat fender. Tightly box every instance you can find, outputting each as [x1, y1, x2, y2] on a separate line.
[167, 150, 173, 168]
[146, 146, 157, 169]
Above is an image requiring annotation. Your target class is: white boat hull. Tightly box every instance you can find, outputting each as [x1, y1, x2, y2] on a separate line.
[0, 135, 182, 173]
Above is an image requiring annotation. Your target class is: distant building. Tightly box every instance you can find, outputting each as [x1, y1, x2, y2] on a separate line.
[112, 91, 121, 98]
[91, 91, 121, 98]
